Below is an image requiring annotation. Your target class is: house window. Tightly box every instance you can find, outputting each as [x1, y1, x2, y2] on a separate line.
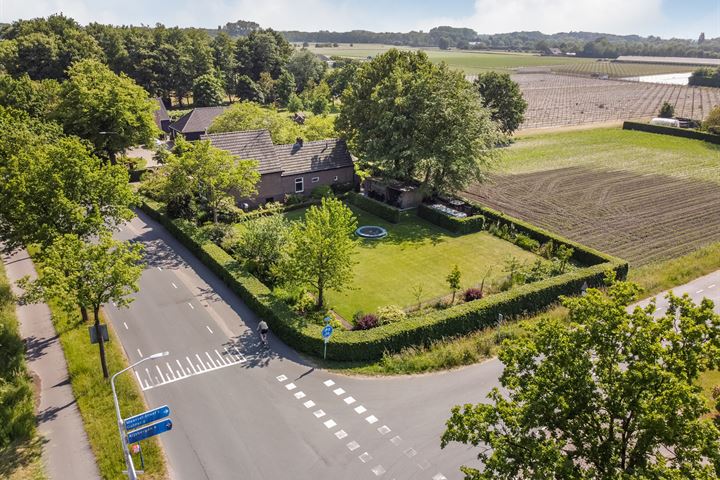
[333, 176, 338, 182]
[295, 177, 304, 193]
[311, 176, 320, 183]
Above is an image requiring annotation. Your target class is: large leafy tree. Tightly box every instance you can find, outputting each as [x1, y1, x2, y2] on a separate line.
[54, 59, 158, 163]
[474, 71, 527, 134]
[287, 50, 327, 92]
[235, 29, 292, 81]
[192, 73, 225, 107]
[23, 234, 144, 378]
[208, 101, 301, 144]
[0, 73, 61, 118]
[281, 198, 357, 308]
[227, 213, 291, 285]
[211, 32, 239, 100]
[338, 49, 504, 194]
[0, 108, 136, 253]
[442, 277, 720, 479]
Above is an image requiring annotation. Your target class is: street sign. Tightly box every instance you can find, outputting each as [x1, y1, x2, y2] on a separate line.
[322, 325, 333, 340]
[323, 316, 331, 324]
[126, 419, 172, 444]
[88, 324, 109, 344]
[124, 405, 171, 431]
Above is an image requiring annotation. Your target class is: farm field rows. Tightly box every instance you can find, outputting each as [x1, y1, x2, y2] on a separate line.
[464, 128, 720, 265]
[514, 73, 720, 129]
[550, 61, 694, 78]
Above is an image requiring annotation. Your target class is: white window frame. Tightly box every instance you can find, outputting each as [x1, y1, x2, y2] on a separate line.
[311, 176, 320, 183]
[295, 177, 304, 193]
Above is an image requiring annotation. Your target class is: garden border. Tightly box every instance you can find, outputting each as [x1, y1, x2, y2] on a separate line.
[140, 198, 628, 362]
[622, 121, 720, 145]
[346, 191, 402, 223]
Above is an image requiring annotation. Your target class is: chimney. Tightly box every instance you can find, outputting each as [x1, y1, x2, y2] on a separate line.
[295, 137, 304, 147]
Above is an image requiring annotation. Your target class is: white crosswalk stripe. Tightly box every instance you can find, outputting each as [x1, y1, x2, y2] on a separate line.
[135, 348, 245, 391]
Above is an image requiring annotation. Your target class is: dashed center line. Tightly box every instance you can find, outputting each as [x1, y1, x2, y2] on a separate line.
[157, 266, 162, 271]
[206, 325, 213, 334]
[696, 289, 704, 294]
[123, 322, 129, 330]
[709, 284, 716, 289]
[137, 348, 143, 357]
[188, 302, 194, 309]
[171, 282, 178, 289]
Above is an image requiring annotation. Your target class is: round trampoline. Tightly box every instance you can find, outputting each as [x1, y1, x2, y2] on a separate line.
[355, 225, 388, 239]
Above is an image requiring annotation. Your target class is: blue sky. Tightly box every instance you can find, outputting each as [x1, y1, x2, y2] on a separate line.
[1, 0, 718, 39]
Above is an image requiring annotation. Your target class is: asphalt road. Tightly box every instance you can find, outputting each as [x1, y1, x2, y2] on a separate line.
[106, 211, 720, 480]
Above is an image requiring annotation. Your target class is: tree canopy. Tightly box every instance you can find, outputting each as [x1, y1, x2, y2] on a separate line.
[473, 71, 527, 134]
[442, 277, 720, 479]
[287, 49, 327, 91]
[337, 49, 504, 194]
[192, 73, 226, 107]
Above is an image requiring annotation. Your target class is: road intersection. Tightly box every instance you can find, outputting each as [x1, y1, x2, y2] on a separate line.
[106, 210, 720, 479]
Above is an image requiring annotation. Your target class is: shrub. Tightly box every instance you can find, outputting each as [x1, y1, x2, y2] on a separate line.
[311, 184, 333, 199]
[417, 204, 485, 234]
[295, 291, 316, 315]
[354, 313, 379, 330]
[199, 222, 231, 244]
[514, 233, 540, 252]
[376, 305, 406, 324]
[463, 288, 484, 302]
[347, 191, 400, 223]
[659, 101, 674, 118]
[284, 193, 305, 206]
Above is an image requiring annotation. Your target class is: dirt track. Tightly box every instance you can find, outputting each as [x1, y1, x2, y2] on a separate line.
[464, 167, 720, 265]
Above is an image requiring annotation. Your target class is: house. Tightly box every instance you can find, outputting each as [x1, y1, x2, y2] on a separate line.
[202, 130, 355, 206]
[549, 48, 563, 56]
[169, 106, 227, 141]
[153, 97, 171, 134]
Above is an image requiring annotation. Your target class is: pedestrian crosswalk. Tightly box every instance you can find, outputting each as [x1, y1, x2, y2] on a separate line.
[136, 346, 245, 391]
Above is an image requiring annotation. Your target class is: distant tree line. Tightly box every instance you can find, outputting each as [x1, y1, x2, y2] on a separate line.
[689, 67, 720, 87]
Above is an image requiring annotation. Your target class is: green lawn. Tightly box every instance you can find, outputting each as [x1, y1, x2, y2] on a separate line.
[284, 205, 541, 320]
[307, 43, 591, 74]
[504, 127, 720, 184]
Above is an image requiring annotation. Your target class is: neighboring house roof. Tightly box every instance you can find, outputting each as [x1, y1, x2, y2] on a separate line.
[170, 106, 227, 134]
[153, 98, 170, 130]
[201, 130, 281, 174]
[273, 139, 353, 177]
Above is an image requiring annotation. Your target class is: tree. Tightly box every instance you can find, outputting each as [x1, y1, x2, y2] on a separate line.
[474, 71, 528, 134]
[208, 101, 301, 144]
[338, 49, 505, 195]
[303, 114, 337, 140]
[442, 277, 720, 479]
[281, 198, 357, 308]
[287, 50, 327, 92]
[659, 101, 675, 118]
[210, 31, 238, 99]
[0, 110, 136, 252]
[0, 73, 61, 118]
[325, 61, 360, 98]
[192, 73, 225, 107]
[228, 214, 290, 284]
[236, 29, 292, 81]
[703, 105, 720, 134]
[303, 81, 331, 115]
[54, 59, 159, 163]
[275, 69, 296, 107]
[287, 93, 304, 113]
[438, 37, 450, 50]
[256, 72, 276, 104]
[446, 265, 461, 303]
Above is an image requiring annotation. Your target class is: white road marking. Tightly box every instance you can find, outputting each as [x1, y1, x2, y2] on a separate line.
[696, 289, 704, 294]
[354, 405, 367, 414]
[371, 465, 386, 476]
[214, 350, 227, 365]
[186, 357, 197, 374]
[709, 284, 716, 289]
[324, 419, 337, 429]
[323, 379, 335, 387]
[344, 396, 356, 405]
[205, 352, 217, 367]
[276, 375, 288, 382]
[346, 441, 360, 451]
[390, 435, 402, 446]
[123, 322, 129, 330]
[285, 383, 297, 390]
[313, 409, 326, 418]
[195, 354, 205, 370]
[155, 365, 166, 382]
[135, 371, 142, 385]
[137, 348, 143, 357]
[335, 430, 348, 439]
[232, 346, 247, 362]
[333, 387, 346, 396]
[358, 452, 372, 463]
[224, 347, 240, 362]
[366, 415, 378, 424]
[303, 400, 315, 408]
[166, 363, 175, 380]
[433, 474, 448, 480]
[176, 359, 185, 373]
[378, 425, 391, 435]
[172, 282, 178, 289]
[138, 349, 245, 391]
[404, 448, 417, 458]
[188, 303, 194, 309]
[206, 326, 214, 334]
[157, 267, 162, 271]
[294, 391, 306, 399]
[417, 459, 431, 470]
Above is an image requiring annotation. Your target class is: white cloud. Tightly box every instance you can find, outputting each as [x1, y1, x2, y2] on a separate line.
[418, 0, 665, 36]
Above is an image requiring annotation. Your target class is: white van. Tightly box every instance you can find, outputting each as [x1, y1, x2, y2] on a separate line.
[649, 117, 681, 128]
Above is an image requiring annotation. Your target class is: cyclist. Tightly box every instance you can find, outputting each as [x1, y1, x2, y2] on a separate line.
[257, 320, 269, 346]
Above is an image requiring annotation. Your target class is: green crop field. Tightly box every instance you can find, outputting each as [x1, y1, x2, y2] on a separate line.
[551, 61, 694, 78]
[306, 43, 591, 74]
[281, 205, 541, 320]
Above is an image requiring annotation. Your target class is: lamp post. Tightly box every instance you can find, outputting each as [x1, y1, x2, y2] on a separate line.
[111, 351, 169, 480]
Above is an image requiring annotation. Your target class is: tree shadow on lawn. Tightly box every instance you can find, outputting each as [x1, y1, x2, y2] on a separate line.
[354, 212, 449, 249]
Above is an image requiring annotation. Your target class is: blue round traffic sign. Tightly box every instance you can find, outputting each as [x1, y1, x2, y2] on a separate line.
[322, 325, 333, 339]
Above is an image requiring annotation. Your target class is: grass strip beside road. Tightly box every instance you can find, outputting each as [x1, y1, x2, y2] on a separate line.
[0, 438, 46, 480]
[27, 247, 168, 480]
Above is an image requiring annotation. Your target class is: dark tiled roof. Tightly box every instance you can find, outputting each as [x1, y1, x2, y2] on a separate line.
[153, 97, 170, 127]
[201, 130, 281, 174]
[170, 106, 227, 134]
[274, 139, 353, 176]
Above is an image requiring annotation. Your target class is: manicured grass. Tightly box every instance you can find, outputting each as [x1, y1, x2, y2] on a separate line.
[503, 127, 720, 184]
[307, 43, 591, 74]
[27, 248, 168, 480]
[0, 437, 46, 480]
[283, 206, 542, 320]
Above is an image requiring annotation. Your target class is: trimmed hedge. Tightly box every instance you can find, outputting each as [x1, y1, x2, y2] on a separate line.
[417, 203, 485, 234]
[141, 198, 628, 362]
[347, 192, 401, 223]
[623, 121, 720, 145]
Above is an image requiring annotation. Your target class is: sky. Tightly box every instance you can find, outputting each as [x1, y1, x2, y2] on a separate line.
[1, 0, 718, 39]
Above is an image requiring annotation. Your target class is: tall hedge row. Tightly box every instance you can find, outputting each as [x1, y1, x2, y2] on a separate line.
[141, 199, 628, 362]
[417, 204, 486, 234]
[346, 192, 401, 223]
[622, 121, 720, 145]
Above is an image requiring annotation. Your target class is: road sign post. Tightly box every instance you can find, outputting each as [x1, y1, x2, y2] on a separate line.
[322, 324, 333, 360]
[124, 405, 170, 431]
[126, 419, 173, 444]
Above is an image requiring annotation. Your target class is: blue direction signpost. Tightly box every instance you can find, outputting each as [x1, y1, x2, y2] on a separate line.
[322, 324, 333, 360]
[124, 405, 170, 431]
[127, 419, 173, 444]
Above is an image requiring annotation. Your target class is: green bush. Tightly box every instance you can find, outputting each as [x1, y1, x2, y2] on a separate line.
[347, 191, 401, 223]
[514, 233, 540, 252]
[417, 203, 485, 233]
[622, 121, 720, 145]
[311, 184, 333, 199]
[376, 305, 406, 324]
[141, 198, 628, 362]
